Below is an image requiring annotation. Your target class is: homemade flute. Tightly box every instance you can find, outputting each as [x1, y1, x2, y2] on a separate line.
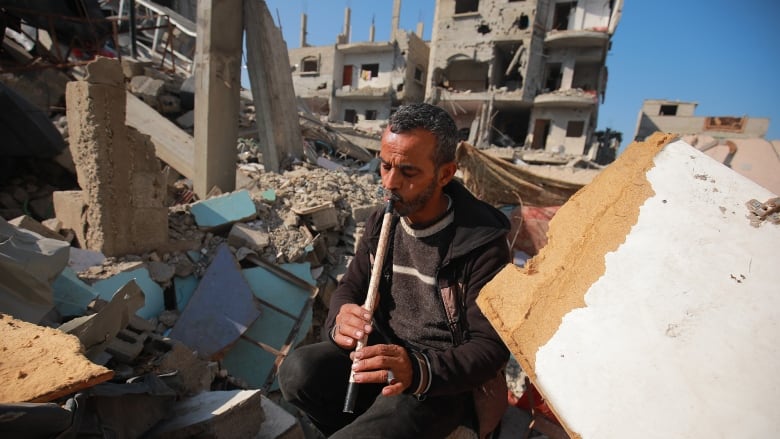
[343, 198, 395, 413]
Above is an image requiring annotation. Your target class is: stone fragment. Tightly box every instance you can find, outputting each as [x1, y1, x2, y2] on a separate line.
[228, 222, 270, 252]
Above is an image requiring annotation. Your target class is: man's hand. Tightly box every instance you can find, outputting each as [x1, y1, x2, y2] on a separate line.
[350, 344, 413, 396]
[332, 303, 373, 349]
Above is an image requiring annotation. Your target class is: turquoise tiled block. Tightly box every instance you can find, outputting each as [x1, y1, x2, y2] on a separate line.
[173, 275, 198, 311]
[242, 262, 314, 317]
[242, 303, 296, 351]
[51, 267, 99, 318]
[190, 189, 256, 228]
[92, 268, 164, 320]
[221, 338, 278, 389]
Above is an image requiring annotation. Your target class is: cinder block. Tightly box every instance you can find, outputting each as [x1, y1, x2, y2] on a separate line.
[228, 222, 270, 251]
[52, 190, 86, 246]
[190, 189, 257, 229]
[9, 215, 67, 241]
[293, 202, 339, 231]
[144, 390, 265, 438]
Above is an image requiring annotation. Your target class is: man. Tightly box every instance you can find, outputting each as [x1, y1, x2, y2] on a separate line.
[279, 103, 510, 438]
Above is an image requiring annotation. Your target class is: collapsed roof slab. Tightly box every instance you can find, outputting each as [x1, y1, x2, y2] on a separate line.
[479, 133, 780, 438]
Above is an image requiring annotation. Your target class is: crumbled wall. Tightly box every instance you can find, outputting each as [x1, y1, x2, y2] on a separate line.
[62, 57, 168, 256]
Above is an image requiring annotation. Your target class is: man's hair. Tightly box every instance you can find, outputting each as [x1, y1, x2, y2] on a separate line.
[388, 103, 458, 167]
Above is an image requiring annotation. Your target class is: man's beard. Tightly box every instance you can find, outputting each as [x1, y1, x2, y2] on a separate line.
[391, 176, 438, 218]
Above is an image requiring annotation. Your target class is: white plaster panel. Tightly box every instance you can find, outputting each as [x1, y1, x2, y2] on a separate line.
[535, 140, 780, 438]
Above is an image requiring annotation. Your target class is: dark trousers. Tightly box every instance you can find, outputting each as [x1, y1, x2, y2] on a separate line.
[278, 341, 472, 438]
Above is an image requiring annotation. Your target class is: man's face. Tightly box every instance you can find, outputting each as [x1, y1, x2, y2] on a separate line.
[379, 127, 451, 224]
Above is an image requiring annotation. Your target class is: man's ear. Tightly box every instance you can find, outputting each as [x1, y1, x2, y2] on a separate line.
[437, 162, 457, 187]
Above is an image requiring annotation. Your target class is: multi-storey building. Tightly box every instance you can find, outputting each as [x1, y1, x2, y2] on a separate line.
[426, 0, 622, 156]
[288, 2, 429, 129]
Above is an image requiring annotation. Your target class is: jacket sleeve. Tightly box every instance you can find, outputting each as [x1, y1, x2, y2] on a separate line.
[322, 209, 381, 342]
[408, 235, 510, 397]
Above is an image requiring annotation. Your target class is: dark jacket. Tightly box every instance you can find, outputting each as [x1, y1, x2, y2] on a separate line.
[326, 180, 511, 398]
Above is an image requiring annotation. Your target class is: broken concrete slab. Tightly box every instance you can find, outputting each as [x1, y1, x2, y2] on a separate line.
[190, 189, 257, 229]
[8, 215, 67, 241]
[478, 134, 780, 439]
[0, 313, 113, 403]
[169, 244, 261, 359]
[255, 395, 305, 439]
[292, 202, 339, 231]
[228, 222, 270, 252]
[92, 268, 165, 320]
[85, 373, 177, 438]
[0, 216, 70, 323]
[58, 280, 144, 362]
[67, 247, 106, 273]
[144, 389, 265, 438]
[153, 338, 217, 397]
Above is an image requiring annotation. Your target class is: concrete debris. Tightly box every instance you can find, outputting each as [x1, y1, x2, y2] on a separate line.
[0, 2, 599, 436]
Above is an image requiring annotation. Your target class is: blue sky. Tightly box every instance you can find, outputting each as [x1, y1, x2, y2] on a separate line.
[260, 0, 780, 145]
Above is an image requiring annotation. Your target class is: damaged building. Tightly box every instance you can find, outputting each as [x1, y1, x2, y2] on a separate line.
[426, 0, 621, 157]
[289, 1, 429, 132]
[635, 99, 780, 194]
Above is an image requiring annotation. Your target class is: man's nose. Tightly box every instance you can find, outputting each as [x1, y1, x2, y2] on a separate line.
[382, 168, 401, 190]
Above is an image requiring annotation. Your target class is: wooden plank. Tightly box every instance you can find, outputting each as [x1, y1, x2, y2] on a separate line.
[126, 91, 194, 179]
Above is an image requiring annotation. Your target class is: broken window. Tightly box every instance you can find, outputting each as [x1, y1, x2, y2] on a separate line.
[365, 110, 377, 120]
[532, 119, 551, 150]
[444, 59, 489, 92]
[414, 66, 424, 83]
[566, 120, 585, 137]
[301, 56, 318, 73]
[494, 43, 525, 90]
[553, 2, 577, 31]
[344, 109, 357, 123]
[659, 105, 678, 116]
[515, 14, 529, 29]
[455, 0, 479, 14]
[544, 63, 562, 91]
[360, 63, 379, 80]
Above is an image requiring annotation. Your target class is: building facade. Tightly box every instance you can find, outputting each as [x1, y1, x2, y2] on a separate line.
[288, 2, 429, 130]
[425, 0, 622, 156]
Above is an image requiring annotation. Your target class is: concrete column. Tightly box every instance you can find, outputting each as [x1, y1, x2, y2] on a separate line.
[561, 56, 576, 90]
[244, 0, 303, 173]
[416, 21, 424, 38]
[391, 0, 401, 40]
[369, 19, 375, 42]
[300, 13, 307, 47]
[343, 8, 351, 43]
[193, 0, 243, 198]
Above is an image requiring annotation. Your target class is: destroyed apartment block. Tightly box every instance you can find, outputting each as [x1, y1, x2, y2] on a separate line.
[426, 0, 622, 160]
[635, 99, 780, 195]
[288, 0, 429, 135]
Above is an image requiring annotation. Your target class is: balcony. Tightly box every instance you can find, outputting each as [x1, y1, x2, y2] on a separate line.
[544, 29, 609, 49]
[534, 89, 598, 107]
[334, 85, 392, 100]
